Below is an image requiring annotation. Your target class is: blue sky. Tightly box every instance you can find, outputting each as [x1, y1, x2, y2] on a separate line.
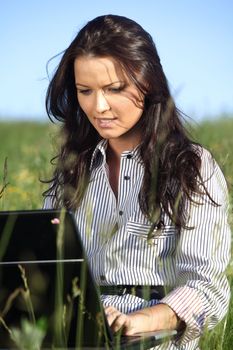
[1, 0, 233, 121]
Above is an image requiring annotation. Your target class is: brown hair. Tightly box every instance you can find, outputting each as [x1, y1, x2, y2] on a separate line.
[44, 14, 216, 229]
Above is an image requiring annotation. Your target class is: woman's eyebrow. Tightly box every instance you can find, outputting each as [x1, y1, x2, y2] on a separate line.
[75, 83, 89, 87]
[104, 81, 125, 87]
[75, 80, 125, 88]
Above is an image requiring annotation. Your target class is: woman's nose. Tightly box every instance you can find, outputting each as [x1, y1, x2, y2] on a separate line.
[95, 90, 110, 113]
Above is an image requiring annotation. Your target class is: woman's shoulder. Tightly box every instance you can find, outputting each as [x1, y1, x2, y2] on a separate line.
[191, 143, 216, 173]
[191, 143, 229, 202]
[191, 143, 212, 159]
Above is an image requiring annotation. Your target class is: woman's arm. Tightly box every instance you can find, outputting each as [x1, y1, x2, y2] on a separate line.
[105, 149, 231, 345]
[160, 149, 231, 344]
[105, 303, 182, 334]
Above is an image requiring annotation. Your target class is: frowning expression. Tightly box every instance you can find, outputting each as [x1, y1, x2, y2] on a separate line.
[74, 56, 144, 145]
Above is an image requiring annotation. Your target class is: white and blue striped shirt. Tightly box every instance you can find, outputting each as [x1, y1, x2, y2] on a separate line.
[44, 139, 231, 350]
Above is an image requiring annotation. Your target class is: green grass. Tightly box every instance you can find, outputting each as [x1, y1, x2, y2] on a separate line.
[191, 118, 233, 196]
[0, 117, 233, 349]
[0, 121, 58, 210]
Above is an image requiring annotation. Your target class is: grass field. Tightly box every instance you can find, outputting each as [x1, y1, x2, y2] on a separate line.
[0, 117, 233, 349]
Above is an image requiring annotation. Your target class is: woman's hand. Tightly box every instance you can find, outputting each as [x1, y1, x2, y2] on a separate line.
[105, 303, 180, 335]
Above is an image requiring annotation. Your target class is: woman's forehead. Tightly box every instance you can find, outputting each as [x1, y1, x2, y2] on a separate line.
[74, 56, 130, 85]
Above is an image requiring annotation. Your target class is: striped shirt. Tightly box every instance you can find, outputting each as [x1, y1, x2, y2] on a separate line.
[44, 139, 231, 350]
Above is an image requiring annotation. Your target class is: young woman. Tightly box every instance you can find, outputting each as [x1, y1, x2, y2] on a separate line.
[43, 14, 231, 349]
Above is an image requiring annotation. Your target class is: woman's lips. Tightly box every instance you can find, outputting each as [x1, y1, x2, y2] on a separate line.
[95, 118, 117, 128]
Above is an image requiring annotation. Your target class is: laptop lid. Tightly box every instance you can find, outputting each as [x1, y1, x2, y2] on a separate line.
[0, 209, 177, 349]
[0, 209, 112, 349]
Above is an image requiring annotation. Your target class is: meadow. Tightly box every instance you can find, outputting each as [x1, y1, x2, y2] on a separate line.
[0, 117, 233, 349]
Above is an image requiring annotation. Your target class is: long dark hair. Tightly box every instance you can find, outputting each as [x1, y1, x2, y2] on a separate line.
[44, 14, 216, 229]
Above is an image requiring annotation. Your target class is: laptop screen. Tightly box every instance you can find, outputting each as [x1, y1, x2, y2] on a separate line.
[0, 209, 110, 349]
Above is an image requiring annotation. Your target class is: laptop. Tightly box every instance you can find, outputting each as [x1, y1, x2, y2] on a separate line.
[0, 209, 177, 349]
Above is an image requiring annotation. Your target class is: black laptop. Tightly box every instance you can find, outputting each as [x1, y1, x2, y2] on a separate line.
[0, 210, 177, 349]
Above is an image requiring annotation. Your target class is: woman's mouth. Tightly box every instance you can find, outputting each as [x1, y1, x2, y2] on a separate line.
[95, 118, 117, 128]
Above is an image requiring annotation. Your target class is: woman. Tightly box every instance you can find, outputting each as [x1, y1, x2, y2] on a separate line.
[43, 14, 231, 349]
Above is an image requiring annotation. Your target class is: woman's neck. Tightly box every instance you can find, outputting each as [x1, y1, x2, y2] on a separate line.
[107, 131, 141, 160]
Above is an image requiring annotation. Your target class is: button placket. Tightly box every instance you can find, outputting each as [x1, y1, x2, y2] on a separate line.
[117, 153, 134, 221]
[100, 274, 106, 282]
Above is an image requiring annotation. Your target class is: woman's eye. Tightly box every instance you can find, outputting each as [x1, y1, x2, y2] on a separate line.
[107, 86, 124, 93]
[78, 89, 92, 95]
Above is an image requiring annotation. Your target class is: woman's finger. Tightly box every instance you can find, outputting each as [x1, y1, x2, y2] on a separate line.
[111, 313, 129, 333]
[105, 308, 122, 326]
[104, 305, 117, 315]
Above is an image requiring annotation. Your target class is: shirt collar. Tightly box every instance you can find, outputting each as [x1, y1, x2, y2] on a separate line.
[121, 145, 142, 162]
[90, 139, 108, 170]
[90, 139, 142, 170]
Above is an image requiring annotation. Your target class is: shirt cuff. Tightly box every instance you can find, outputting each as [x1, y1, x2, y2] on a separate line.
[160, 286, 206, 344]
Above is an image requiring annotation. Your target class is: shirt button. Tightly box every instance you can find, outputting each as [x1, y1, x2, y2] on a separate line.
[100, 275, 106, 281]
[126, 154, 132, 159]
[124, 175, 130, 180]
[119, 210, 124, 216]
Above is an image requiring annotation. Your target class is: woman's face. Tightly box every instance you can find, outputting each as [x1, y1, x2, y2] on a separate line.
[74, 56, 144, 148]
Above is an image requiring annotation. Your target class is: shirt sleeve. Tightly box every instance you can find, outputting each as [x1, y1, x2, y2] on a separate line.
[160, 148, 231, 345]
